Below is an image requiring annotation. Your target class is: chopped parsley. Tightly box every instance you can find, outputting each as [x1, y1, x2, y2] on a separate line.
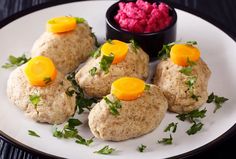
[144, 84, 150, 91]
[103, 97, 122, 116]
[186, 41, 198, 46]
[43, 77, 52, 85]
[129, 39, 139, 53]
[158, 134, 173, 145]
[28, 130, 40, 137]
[157, 42, 175, 60]
[179, 58, 196, 76]
[75, 17, 85, 24]
[89, 67, 97, 76]
[186, 122, 204, 135]
[2, 54, 30, 69]
[107, 39, 113, 44]
[91, 47, 101, 58]
[94, 145, 116, 155]
[207, 92, 228, 113]
[164, 122, 178, 133]
[99, 53, 114, 74]
[138, 144, 147, 152]
[29, 94, 40, 108]
[176, 108, 207, 123]
[66, 72, 97, 114]
[65, 86, 75, 97]
[53, 118, 93, 146]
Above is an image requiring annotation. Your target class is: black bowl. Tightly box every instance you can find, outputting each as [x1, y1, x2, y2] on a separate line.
[106, 0, 177, 61]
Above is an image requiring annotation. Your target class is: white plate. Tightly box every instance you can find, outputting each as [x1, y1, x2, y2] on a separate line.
[0, 1, 236, 159]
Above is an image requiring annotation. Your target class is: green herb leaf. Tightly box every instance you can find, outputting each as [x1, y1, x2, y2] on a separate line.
[206, 92, 228, 113]
[29, 94, 40, 108]
[129, 39, 139, 53]
[207, 92, 215, 103]
[144, 84, 150, 91]
[164, 122, 178, 133]
[43, 77, 52, 85]
[186, 41, 198, 46]
[66, 72, 97, 114]
[158, 134, 173, 145]
[176, 108, 207, 123]
[2, 54, 30, 69]
[179, 66, 193, 76]
[157, 42, 175, 60]
[75, 17, 85, 24]
[52, 127, 63, 138]
[103, 97, 122, 116]
[107, 39, 113, 44]
[94, 145, 116, 155]
[186, 122, 203, 135]
[28, 130, 40, 137]
[89, 67, 97, 76]
[91, 47, 101, 58]
[66, 118, 82, 128]
[138, 144, 147, 152]
[63, 128, 78, 138]
[99, 53, 114, 74]
[75, 135, 94, 146]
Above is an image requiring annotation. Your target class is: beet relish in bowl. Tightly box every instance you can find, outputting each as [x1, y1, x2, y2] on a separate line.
[106, 0, 177, 61]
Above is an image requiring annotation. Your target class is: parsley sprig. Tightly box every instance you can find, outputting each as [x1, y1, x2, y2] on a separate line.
[157, 42, 175, 60]
[138, 144, 147, 152]
[207, 92, 228, 113]
[89, 67, 97, 76]
[164, 122, 178, 133]
[2, 54, 30, 69]
[74, 17, 85, 24]
[66, 72, 97, 114]
[94, 145, 116, 155]
[28, 130, 40, 137]
[99, 53, 114, 74]
[103, 96, 122, 116]
[158, 134, 173, 145]
[129, 39, 139, 53]
[53, 118, 93, 146]
[176, 108, 207, 135]
[29, 94, 40, 108]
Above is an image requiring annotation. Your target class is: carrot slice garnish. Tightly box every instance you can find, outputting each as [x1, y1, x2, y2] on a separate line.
[46, 16, 77, 33]
[24, 56, 57, 87]
[101, 40, 128, 64]
[170, 44, 200, 66]
[111, 77, 145, 101]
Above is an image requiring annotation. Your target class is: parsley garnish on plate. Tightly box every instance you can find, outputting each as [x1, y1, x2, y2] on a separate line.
[43, 77, 52, 85]
[158, 134, 173, 145]
[186, 41, 198, 46]
[53, 118, 93, 146]
[179, 58, 196, 76]
[89, 67, 97, 76]
[103, 96, 122, 116]
[176, 108, 207, 123]
[129, 39, 139, 53]
[138, 144, 147, 152]
[164, 122, 178, 133]
[91, 47, 101, 58]
[94, 145, 116, 155]
[28, 130, 40, 137]
[29, 94, 40, 108]
[144, 84, 151, 91]
[186, 122, 204, 135]
[2, 54, 30, 69]
[99, 53, 114, 74]
[207, 92, 229, 113]
[66, 72, 97, 114]
[157, 42, 175, 60]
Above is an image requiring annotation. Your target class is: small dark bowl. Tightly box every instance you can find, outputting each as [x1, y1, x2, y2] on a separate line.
[106, 0, 177, 61]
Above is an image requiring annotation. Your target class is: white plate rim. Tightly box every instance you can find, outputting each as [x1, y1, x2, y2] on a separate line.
[0, 0, 235, 158]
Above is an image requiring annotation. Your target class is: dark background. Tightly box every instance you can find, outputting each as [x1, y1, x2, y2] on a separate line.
[0, 0, 235, 159]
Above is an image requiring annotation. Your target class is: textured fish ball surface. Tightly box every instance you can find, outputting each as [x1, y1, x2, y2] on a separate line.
[7, 65, 76, 124]
[88, 85, 168, 141]
[154, 59, 211, 114]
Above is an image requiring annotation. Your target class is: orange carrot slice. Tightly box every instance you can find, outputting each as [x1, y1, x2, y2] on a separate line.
[24, 56, 57, 87]
[101, 40, 128, 64]
[111, 77, 145, 101]
[46, 16, 77, 33]
[170, 44, 200, 66]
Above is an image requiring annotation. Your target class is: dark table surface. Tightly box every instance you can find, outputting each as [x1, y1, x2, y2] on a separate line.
[0, 0, 236, 159]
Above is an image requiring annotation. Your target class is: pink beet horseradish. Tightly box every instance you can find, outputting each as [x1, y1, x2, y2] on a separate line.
[114, 0, 173, 33]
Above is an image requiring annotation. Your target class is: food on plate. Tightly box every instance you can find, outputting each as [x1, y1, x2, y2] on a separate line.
[88, 77, 167, 141]
[114, 0, 172, 33]
[31, 16, 96, 74]
[154, 42, 211, 114]
[75, 39, 149, 98]
[6, 56, 76, 124]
